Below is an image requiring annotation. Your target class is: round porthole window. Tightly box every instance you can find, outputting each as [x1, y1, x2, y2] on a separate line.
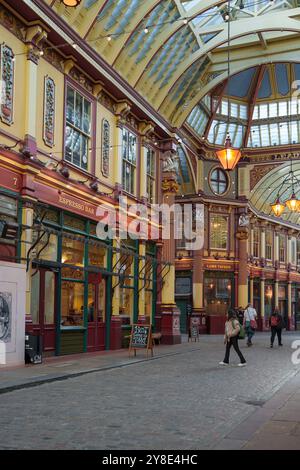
[209, 167, 229, 195]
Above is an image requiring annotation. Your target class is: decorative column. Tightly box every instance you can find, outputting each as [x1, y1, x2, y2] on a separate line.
[249, 277, 254, 305]
[260, 277, 266, 330]
[260, 223, 266, 266]
[192, 247, 206, 333]
[138, 240, 147, 324]
[287, 281, 292, 331]
[236, 212, 249, 309]
[21, 202, 34, 333]
[110, 238, 122, 349]
[160, 146, 181, 345]
[23, 27, 47, 157]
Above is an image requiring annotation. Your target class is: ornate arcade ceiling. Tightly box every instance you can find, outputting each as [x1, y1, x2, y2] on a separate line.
[47, 0, 300, 127]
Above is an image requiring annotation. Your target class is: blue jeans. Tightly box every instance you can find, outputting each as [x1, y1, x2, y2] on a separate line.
[245, 321, 255, 343]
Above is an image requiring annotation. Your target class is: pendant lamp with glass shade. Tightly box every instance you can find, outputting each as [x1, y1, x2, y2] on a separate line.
[61, 0, 81, 7]
[215, 1, 242, 171]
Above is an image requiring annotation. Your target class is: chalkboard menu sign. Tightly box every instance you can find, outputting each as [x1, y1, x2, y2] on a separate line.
[188, 324, 199, 342]
[129, 324, 153, 357]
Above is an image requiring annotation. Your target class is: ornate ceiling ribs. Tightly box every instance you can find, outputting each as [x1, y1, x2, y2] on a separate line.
[48, 1, 300, 128]
[243, 64, 266, 147]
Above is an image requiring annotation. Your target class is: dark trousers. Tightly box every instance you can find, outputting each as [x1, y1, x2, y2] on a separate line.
[270, 327, 282, 345]
[223, 336, 246, 364]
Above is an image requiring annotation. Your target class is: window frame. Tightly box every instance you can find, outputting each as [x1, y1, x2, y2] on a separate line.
[64, 80, 94, 173]
[121, 127, 137, 195]
[145, 146, 157, 204]
[209, 166, 230, 196]
[209, 213, 228, 251]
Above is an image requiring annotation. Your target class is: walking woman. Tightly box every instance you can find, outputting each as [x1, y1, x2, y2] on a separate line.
[219, 309, 247, 366]
[269, 307, 284, 348]
[244, 303, 258, 347]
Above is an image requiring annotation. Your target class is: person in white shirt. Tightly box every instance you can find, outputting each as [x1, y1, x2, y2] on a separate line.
[243, 303, 258, 347]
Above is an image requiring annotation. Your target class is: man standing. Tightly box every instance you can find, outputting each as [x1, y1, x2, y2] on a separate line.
[243, 303, 258, 347]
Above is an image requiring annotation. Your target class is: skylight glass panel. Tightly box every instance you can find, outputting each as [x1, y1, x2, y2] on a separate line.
[279, 122, 289, 145]
[253, 106, 259, 119]
[291, 121, 298, 144]
[269, 102, 277, 117]
[233, 125, 243, 147]
[259, 104, 268, 119]
[250, 127, 260, 147]
[239, 104, 247, 119]
[278, 101, 287, 116]
[260, 125, 270, 146]
[221, 100, 228, 115]
[270, 123, 279, 145]
[230, 102, 238, 118]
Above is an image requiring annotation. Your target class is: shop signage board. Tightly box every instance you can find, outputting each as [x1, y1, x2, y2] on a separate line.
[129, 324, 153, 357]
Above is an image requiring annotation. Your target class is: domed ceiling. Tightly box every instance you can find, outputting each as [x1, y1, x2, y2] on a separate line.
[187, 62, 300, 148]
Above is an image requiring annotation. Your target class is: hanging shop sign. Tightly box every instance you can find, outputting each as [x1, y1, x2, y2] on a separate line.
[129, 324, 153, 358]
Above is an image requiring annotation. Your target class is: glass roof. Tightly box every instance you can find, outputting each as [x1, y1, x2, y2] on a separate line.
[187, 63, 300, 148]
[52, 1, 300, 127]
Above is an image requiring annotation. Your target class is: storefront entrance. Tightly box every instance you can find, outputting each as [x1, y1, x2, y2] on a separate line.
[30, 266, 57, 354]
[87, 274, 106, 351]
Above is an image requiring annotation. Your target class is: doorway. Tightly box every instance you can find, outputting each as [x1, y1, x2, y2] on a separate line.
[87, 274, 106, 351]
[30, 267, 57, 353]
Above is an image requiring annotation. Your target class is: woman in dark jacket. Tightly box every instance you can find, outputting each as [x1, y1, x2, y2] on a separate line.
[269, 307, 284, 348]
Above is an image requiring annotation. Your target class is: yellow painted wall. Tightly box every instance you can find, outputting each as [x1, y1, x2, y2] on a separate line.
[0, 25, 26, 145]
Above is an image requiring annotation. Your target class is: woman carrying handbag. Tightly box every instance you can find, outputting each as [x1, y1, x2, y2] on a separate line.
[219, 309, 247, 366]
[243, 303, 258, 347]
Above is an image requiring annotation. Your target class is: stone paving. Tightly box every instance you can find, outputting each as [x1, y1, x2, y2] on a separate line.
[0, 332, 300, 449]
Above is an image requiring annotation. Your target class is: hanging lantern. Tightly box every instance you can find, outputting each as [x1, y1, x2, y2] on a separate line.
[215, 134, 241, 171]
[271, 197, 285, 217]
[285, 193, 300, 211]
[61, 0, 81, 7]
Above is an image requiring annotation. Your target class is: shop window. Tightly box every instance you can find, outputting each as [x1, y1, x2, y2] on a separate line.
[279, 234, 286, 262]
[88, 242, 107, 267]
[122, 128, 137, 194]
[265, 230, 273, 260]
[146, 147, 156, 203]
[175, 276, 192, 295]
[210, 215, 228, 250]
[87, 278, 106, 322]
[30, 271, 40, 324]
[62, 235, 84, 267]
[63, 214, 86, 232]
[61, 281, 84, 326]
[253, 228, 260, 258]
[209, 168, 229, 195]
[265, 283, 274, 318]
[32, 232, 58, 262]
[204, 276, 232, 315]
[65, 85, 91, 170]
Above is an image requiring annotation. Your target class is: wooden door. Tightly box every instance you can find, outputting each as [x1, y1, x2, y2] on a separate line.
[87, 274, 106, 351]
[30, 267, 56, 353]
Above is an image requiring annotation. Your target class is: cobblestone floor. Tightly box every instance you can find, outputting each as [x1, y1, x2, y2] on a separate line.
[0, 332, 300, 450]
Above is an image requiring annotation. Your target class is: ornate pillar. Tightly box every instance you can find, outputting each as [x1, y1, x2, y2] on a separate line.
[249, 277, 254, 305]
[236, 212, 249, 309]
[22, 27, 47, 157]
[287, 280, 292, 331]
[138, 240, 146, 323]
[192, 247, 206, 333]
[110, 238, 122, 349]
[160, 146, 181, 345]
[260, 223, 266, 266]
[260, 277, 266, 330]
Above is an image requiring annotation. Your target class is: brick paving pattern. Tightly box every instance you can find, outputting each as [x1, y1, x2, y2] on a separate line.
[0, 332, 300, 449]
